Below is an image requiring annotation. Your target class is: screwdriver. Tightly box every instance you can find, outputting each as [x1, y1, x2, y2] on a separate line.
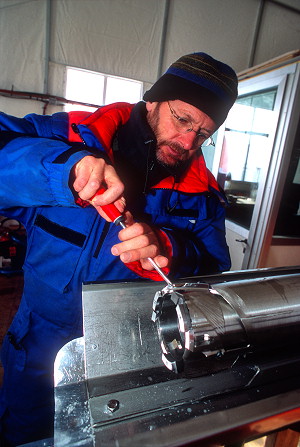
[89, 187, 173, 287]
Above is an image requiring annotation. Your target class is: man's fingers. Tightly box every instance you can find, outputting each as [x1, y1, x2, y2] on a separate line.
[111, 237, 158, 260]
[104, 164, 125, 193]
[140, 255, 169, 271]
[72, 157, 124, 206]
[90, 165, 124, 205]
[111, 222, 164, 265]
[73, 156, 105, 198]
[90, 183, 124, 206]
[112, 228, 157, 255]
[118, 244, 158, 263]
[117, 222, 152, 241]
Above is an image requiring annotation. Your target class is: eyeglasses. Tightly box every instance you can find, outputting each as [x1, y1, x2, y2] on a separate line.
[168, 101, 215, 147]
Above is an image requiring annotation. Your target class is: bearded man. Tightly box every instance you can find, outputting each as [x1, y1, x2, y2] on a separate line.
[0, 52, 237, 445]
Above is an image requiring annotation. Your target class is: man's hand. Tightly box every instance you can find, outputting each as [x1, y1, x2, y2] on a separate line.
[73, 156, 170, 271]
[73, 156, 125, 219]
[111, 215, 169, 271]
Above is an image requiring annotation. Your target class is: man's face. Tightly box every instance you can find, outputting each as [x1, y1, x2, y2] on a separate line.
[146, 100, 217, 168]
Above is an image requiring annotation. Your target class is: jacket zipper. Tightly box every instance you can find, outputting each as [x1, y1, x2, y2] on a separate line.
[71, 123, 88, 146]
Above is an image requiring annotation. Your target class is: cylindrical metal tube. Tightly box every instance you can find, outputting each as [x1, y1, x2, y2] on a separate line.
[152, 274, 300, 373]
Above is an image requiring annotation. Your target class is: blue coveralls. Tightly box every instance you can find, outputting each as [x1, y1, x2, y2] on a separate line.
[0, 103, 230, 445]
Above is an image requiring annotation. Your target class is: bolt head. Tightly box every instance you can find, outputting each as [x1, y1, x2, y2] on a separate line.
[107, 399, 120, 413]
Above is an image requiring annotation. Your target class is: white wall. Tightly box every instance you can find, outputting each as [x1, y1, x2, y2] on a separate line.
[0, 0, 299, 116]
[0, 0, 299, 270]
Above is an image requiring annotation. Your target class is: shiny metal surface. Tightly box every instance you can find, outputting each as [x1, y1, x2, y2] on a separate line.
[214, 274, 300, 347]
[54, 337, 85, 387]
[54, 338, 93, 447]
[152, 274, 300, 372]
[52, 268, 300, 447]
[82, 282, 169, 389]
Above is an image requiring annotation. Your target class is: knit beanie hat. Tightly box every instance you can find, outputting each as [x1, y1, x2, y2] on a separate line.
[143, 52, 238, 126]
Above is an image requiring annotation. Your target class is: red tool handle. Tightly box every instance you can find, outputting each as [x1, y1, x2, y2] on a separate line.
[90, 188, 171, 284]
[90, 187, 124, 225]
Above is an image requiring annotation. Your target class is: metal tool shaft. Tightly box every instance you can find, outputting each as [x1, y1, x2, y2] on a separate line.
[89, 189, 173, 286]
[118, 221, 173, 286]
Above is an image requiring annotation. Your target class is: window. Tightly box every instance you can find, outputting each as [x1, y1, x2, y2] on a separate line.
[65, 67, 143, 112]
[217, 88, 278, 229]
[274, 119, 300, 238]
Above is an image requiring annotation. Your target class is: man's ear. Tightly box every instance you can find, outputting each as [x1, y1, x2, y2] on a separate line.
[145, 101, 158, 112]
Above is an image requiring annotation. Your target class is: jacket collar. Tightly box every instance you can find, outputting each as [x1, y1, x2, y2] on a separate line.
[70, 101, 217, 195]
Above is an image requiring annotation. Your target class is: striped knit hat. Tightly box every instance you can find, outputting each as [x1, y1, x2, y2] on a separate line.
[143, 52, 238, 125]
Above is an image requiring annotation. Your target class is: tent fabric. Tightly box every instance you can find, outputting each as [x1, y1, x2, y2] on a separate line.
[0, 0, 299, 117]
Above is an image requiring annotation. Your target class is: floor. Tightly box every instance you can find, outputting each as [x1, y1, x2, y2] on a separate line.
[0, 274, 299, 447]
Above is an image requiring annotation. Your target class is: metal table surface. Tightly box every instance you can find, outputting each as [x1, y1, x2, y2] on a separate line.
[52, 270, 300, 447]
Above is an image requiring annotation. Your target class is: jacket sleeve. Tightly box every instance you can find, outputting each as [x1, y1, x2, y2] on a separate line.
[0, 111, 69, 140]
[163, 194, 231, 276]
[0, 135, 94, 209]
[122, 191, 231, 282]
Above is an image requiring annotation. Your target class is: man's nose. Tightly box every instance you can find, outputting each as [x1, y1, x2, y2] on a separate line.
[176, 131, 198, 150]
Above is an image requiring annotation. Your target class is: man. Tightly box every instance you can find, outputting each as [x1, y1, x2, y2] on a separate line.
[0, 52, 237, 445]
